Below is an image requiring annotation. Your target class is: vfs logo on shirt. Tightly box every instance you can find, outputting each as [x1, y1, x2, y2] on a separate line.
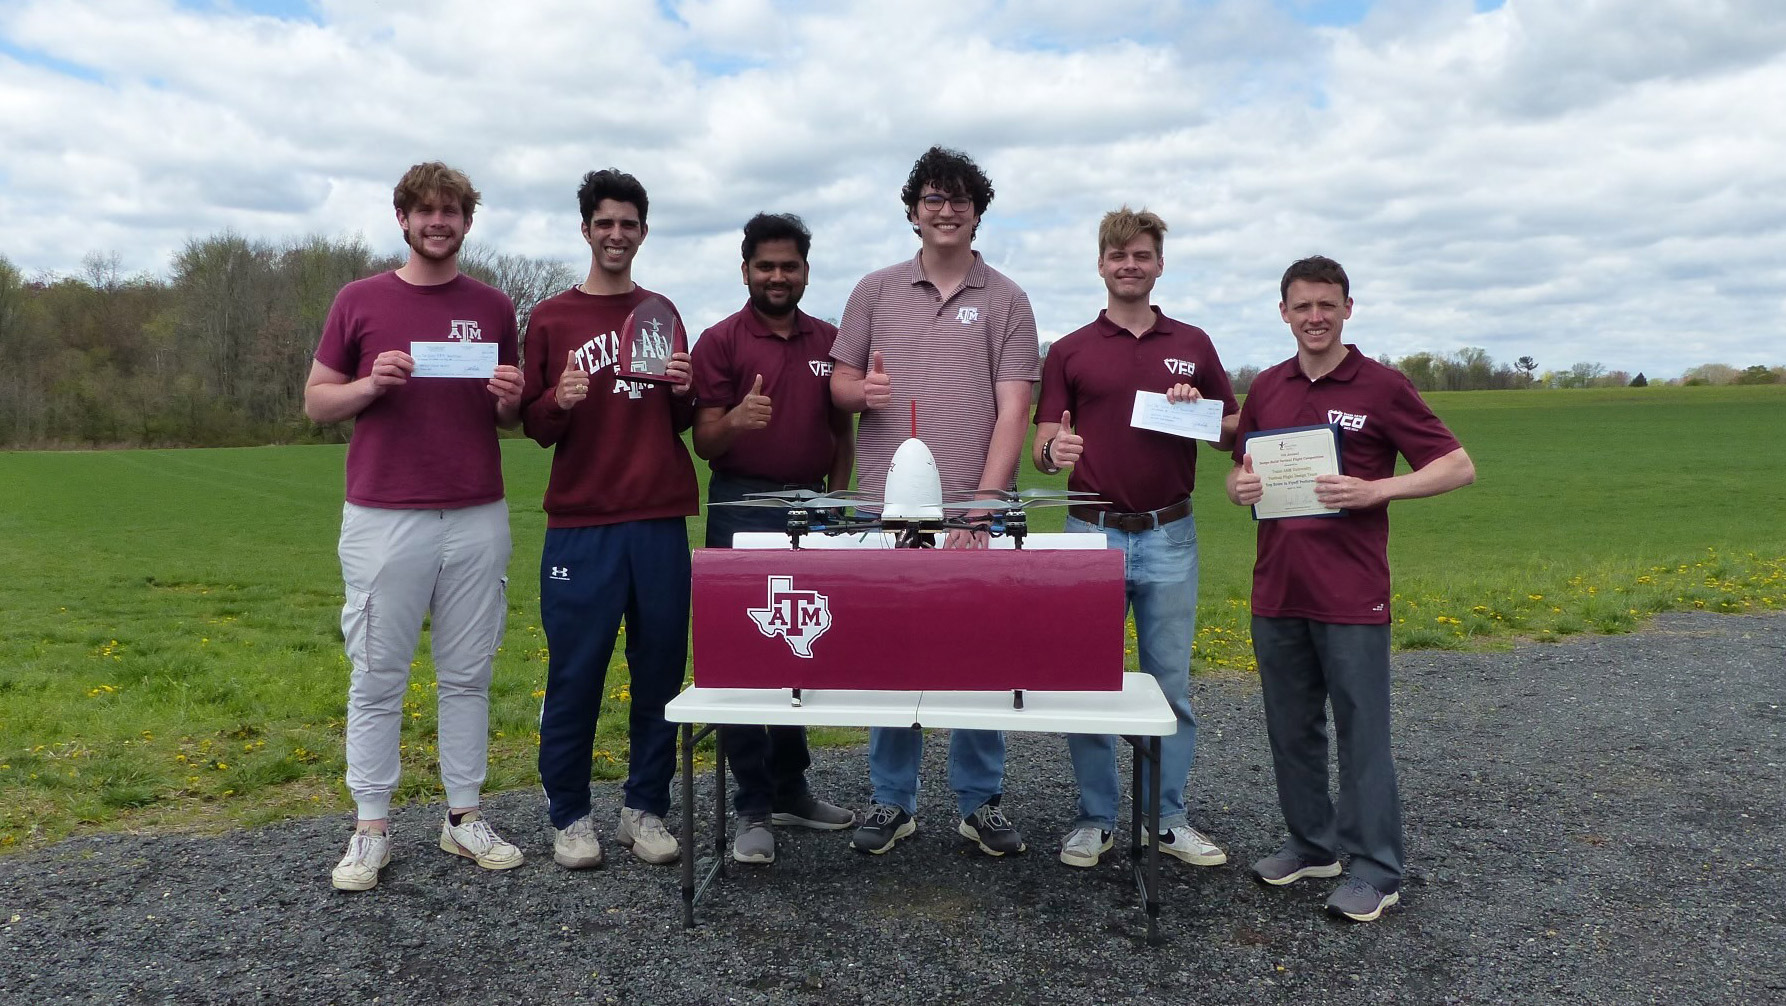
[1328, 409, 1367, 432]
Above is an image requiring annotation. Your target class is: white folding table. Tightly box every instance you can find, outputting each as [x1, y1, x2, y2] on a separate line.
[665, 672, 1177, 944]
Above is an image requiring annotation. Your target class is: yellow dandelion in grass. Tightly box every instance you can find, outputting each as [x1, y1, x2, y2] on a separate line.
[1528, 594, 1543, 601]
[532, 688, 547, 699]
[215, 761, 228, 770]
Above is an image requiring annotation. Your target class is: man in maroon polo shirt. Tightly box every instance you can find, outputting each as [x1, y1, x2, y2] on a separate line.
[1032, 206, 1237, 871]
[1226, 255, 1475, 922]
[690, 212, 857, 865]
[831, 146, 1042, 857]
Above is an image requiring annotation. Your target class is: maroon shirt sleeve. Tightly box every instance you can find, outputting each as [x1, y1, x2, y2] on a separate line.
[1033, 336, 1073, 425]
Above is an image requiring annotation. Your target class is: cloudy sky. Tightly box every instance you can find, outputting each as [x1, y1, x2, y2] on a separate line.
[3, 0, 1782, 378]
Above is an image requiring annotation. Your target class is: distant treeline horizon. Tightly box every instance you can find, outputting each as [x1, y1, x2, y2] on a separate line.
[1, 236, 1781, 449]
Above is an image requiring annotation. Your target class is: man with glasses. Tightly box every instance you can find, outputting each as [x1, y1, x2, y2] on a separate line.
[830, 146, 1042, 857]
[1032, 206, 1236, 871]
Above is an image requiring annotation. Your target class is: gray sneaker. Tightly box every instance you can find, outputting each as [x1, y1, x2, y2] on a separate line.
[732, 815, 775, 864]
[616, 807, 680, 864]
[771, 793, 857, 831]
[1252, 847, 1343, 886]
[1325, 877, 1400, 922]
[551, 814, 604, 869]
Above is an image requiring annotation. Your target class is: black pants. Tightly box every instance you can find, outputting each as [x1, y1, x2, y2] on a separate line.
[707, 471, 823, 816]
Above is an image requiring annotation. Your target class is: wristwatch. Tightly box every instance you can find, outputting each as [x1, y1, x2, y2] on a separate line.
[1041, 438, 1061, 475]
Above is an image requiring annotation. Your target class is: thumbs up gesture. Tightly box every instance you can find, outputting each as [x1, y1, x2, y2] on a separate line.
[556, 348, 591, 409]
[1231, 453, 1264, 506]
[863, 350, 892, 410]
[1048, 410, 1084, 469]
[730, 373, 773, 431]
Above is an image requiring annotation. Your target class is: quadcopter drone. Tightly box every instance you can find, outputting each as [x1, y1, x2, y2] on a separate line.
[713, 436, 1103, 549]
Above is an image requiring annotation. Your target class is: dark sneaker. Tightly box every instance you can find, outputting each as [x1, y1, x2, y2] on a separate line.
[1325, 877, 1400, 922]
[731, 815, 775, 865]
[1252, 848, 1343, 886]
[771, 793, 857, 831]
[850, 803, 915, 854]
[958, 802, 1026, 857]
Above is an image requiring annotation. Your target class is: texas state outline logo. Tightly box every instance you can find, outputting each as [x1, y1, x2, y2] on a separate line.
[746, 575, 832, 658]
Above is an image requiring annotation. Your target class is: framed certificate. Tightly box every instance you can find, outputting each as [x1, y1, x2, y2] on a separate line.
[619, 295, 687, 384]
[1243, 424, 1345, 520]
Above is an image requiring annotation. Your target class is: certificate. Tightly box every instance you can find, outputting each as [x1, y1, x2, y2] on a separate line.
[410, 341, 497, 379]
[1243, 424, 1344, 520]
[1129, 392, 1224, 442]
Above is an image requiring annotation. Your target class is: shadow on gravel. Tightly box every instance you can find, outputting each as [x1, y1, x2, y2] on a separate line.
[3, 612, 1782, 1004]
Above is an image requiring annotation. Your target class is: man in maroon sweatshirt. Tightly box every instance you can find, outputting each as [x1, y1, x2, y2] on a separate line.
[520, 169, 696, 869]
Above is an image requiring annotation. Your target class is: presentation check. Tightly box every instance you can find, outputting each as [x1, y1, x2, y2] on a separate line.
[410, 341, 497, 379]
[1129, 392, 1224, 441]
[1244, 424, 1344, 520]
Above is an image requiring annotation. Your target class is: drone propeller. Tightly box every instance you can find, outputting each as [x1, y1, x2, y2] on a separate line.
[935, 495, 1107, 512]
[971, 488, 1102, 501]
[713, 494, 863, 510]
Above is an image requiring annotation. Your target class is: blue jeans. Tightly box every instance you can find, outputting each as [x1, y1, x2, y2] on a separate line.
[868, 726, 1005, 819]
[1063, 513, 1200, 832]
[537, 518, 689, 827]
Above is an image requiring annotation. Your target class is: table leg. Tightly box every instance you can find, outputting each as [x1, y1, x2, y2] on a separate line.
[680, 722, 695, 929]
[714, 732, 728, 874]
[1146, 735, 1162, 946]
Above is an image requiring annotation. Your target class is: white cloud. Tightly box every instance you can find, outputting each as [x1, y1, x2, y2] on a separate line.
[1, 0, 1782, 377]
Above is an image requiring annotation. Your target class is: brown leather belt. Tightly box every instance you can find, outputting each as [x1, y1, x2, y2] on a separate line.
[1069, 498, 1192, 533]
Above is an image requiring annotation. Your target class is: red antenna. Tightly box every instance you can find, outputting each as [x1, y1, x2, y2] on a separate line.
[910, 399, 918, 439]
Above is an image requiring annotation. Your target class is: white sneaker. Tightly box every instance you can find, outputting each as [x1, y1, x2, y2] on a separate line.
[438, 810, 524, 870]
[551, 814, 604, 869]
[1145, 824, 1228, 866]
[1058, 826, 1114, 868]
[616, 807, 680, 864]
[331, 829, 391, 891]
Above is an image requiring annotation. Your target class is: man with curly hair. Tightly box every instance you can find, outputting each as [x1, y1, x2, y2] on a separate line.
[306, 161, 526, 891]
[830, 146, 1042, 857]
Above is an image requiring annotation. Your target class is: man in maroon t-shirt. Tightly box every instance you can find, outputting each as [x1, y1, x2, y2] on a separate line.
[520, 169, 697, 871]
[690, 212, 857, 865]
[304, 161, 526, 891]
[1032, 206, 1237, 872]
[1226, 256, 1475, 922]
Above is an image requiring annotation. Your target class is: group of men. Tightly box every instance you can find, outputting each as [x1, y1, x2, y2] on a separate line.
[305, 146, 1473, 925]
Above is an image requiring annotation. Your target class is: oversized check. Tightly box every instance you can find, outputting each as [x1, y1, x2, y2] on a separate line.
[410, 341, 498, 379]
[1129, 391, 1224, 441]
[1243, 424, 1344, 520]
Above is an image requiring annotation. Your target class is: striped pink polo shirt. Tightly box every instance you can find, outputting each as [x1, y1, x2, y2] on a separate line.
[832, 251, 1041, 504]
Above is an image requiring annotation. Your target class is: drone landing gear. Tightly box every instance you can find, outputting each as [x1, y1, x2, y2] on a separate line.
[1012, 689, 1024, 710]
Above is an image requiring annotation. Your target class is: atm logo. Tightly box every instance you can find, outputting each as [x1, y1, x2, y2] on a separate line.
[747, 576, 833, 658]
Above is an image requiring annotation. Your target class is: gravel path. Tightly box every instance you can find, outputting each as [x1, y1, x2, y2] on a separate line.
[4, 611, 1782, 1005]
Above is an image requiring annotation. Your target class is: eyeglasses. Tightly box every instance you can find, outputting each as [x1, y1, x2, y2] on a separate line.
[918, 194, 975, 213]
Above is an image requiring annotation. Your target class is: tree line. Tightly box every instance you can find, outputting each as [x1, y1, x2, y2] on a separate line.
[0, 236, 572, 448]
[2, 235, 1781, 448]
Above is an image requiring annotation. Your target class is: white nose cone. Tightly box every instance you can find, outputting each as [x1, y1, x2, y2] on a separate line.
[882, 438, 944, 520]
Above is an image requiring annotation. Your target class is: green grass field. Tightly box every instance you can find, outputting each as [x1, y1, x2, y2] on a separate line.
[1, 384, 1782, 850]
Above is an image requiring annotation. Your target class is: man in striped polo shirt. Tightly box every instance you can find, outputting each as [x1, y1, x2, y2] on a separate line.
[830, 146, 1042, 857]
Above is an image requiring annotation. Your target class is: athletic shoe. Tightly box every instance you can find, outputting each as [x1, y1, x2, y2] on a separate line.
[438, 810, 524, 870]
[331, 829, 391, 891]
[616, 807, 680, 864]
[1143, 824, 1227, 866]
[550, 814, 604, 869]
[959, 802, 1026, 856]
[1252, 847, 1343, 886]
[1058, 826, 1114, 868]
[1325, 877, 1400, 922]
[850, 803, 915, 854]
[732, 815, 775, 865]
[771, 793, 857, 831]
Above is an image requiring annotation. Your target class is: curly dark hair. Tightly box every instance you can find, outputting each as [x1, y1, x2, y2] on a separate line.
[1280, 256, 1350, 302]
[741, 212, 811, 262]
[577, 169, 649, 227]
[900, 146, 994, 226]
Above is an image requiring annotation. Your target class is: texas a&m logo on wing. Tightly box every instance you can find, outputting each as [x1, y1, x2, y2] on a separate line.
[746, 576, 832, 658]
